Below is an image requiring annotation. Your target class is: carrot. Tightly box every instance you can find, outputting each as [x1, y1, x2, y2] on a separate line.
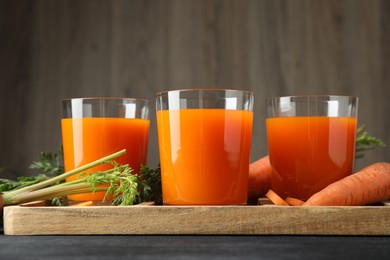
[248, 155, 272, 199]
[304, 162, 390, 206]
[19, 200, 51, 207]
[70, 201, 94, 207]
[265, 189, 289, 206]
[285, 197, 305, 206]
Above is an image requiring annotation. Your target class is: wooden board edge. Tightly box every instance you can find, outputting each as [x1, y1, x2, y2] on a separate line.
[4, 205, 390, 236]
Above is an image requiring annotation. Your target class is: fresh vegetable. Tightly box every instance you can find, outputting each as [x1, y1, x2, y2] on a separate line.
[0, 149, 162, 212]
[0, 148, 66, 205]
[265, 189, 289, 206]
[0, 150, 63, 186]
[0, 149, 64, 192]
[70, 201, 94, 207]
[248, 156, 271, 199]
[137, 165, 162, 205]
[248, 126, 386, 200]
[303, 162, 390, 206]
[285, 197, 305, 206]
[355, 125, 386, 159]
[29, 147, 64, 176]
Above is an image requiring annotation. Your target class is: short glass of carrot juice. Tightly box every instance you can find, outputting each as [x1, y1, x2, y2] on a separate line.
[156, 89, 254, 205]
[61, 97, 150, 202]
[265, 95, 358, 201]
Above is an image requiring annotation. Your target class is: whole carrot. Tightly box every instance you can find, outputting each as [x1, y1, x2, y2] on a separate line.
[303, 162, 390, 206]
[248, 156, 272, 199]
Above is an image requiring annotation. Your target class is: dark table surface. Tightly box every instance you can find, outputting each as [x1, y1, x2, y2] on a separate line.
[1, 228, 390, 260]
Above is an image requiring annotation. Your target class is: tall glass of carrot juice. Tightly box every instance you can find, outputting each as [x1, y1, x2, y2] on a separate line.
[265, 95, 358, 201]
[156, 89, 254, 205]
[61, 97, 150, 202]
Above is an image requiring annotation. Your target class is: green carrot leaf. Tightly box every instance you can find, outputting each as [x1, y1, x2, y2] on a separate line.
[355, 125, 386, 159]
[29, 147, 64, 177]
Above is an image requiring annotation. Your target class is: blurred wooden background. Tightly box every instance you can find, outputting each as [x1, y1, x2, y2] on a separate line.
[1, 0, 389, 178]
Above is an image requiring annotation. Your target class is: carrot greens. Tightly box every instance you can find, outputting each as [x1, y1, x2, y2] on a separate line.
[0, 149, 162, 208]
[355, 125, 386, 159]
[0, 147, 64, 194]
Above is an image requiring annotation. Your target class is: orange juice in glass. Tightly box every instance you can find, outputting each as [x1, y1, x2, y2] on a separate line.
[61, 98, 150, 202]
[156, 89, 254, 205]
[266, 95, 358, 201]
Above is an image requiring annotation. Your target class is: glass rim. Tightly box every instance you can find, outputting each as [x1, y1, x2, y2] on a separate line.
[155, 88, 254, 97]
[265, 94, 358, 118]
[265, 94, 358, 102]
[62, 97, 149, 103]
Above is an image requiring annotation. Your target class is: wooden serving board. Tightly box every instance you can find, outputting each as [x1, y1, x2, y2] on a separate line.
[4, 204, 390, 235]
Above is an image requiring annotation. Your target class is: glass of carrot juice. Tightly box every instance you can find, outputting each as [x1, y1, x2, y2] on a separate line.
[156, 89, 254, 205]
[61, 97, 150, 202]
[265, 95, 358, 201]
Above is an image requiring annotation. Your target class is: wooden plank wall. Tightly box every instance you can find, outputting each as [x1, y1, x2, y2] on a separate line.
[1, 0, 389, 177]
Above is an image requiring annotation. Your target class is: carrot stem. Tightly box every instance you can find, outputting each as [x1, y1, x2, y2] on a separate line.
[1, 149, 126, 207]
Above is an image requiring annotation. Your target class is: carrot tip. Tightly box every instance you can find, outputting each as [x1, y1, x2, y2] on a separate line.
[265, 190, 289, 206]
